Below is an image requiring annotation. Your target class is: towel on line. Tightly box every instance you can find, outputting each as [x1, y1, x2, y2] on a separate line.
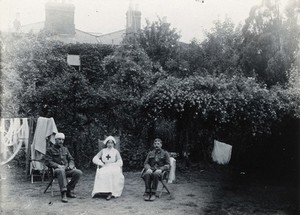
[211, 140, 232, 165]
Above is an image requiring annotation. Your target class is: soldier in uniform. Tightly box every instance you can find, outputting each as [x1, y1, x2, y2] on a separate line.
[45, 132, 82, 203]
[142, 138, 170, 201]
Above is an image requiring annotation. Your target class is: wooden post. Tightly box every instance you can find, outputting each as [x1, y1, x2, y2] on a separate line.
[25, 118, 35, 179]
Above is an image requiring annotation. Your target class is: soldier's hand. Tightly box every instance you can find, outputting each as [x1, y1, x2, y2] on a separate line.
[145, 169, 153, 174]
[68, 164, 75, 170]
[155, 169, 162, 174]
[57, 165, 66, 169]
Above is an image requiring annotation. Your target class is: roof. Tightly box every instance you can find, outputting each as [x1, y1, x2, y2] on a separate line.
[19, 22, 45, 34]
[55, 29, 99, 44]
[96, 29, 126, 45]
[15, 21, 124, 45]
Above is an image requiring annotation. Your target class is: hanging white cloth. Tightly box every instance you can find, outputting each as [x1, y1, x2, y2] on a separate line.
[11, 118, 20, 148]
[92, 148, 124, 197]
[0, 118, 29, 165]
[31, 117, 58, 172]
[0, 118, 7, 160]
[32, 117, 57, 155]
[168, 157, 176, 183]
[211, 140, 232, 165]
[19, 118, 29, 153]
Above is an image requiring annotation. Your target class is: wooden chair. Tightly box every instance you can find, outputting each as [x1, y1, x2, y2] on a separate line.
[30, 159, 49, 183]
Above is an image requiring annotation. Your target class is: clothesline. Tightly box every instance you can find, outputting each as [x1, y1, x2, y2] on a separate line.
[0, 118, 30, 165]
[0, 117, 58, 180]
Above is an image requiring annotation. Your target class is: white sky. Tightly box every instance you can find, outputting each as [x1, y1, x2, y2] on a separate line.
[0, 0, 289, 42]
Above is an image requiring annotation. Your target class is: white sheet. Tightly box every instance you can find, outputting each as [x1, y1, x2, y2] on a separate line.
[211, 140, 232, 165]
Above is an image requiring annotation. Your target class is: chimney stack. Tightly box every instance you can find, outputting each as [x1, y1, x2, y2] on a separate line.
[44, 0, 75, 35]
[126, 4, 141, 34]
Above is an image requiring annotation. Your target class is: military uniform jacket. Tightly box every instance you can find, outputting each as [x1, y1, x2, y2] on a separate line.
[45, 144, 75, 169]
[144, 148, 170, 171]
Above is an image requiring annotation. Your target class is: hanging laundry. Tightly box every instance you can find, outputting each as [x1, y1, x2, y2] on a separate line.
[11, 118, 20, 148]
[31, 117, 58, 172]
[0, 118, 6, 160]
[31, 117, 58, 155]
[0, 118, 29, 165]
[168, 157, 176, 183]
[19, 118, 29, 153]
[211, 140, 232, 165]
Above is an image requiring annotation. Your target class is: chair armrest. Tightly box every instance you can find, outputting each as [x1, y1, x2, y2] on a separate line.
[30, 159, 45, 163]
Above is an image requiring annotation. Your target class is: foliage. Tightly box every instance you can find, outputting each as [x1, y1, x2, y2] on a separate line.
[1, 6, 299, 177]
[137, 18, 187, 76]
[1, 32, 117, 166]
[142, 74, 300, 164]
[199, 18, 242, 76]
[240, 0, 300, 87]
[143, 74, 299, 131]
[99, 43, 160, 167]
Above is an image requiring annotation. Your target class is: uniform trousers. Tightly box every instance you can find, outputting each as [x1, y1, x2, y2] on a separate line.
[142, 170, 162, 194]
[53, 168, 82, 192]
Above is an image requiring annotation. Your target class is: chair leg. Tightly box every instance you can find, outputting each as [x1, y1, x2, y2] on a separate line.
[51, 180, 54, 196]
[159, 180, 170, 198]
[44, 178, 53, 194]
[41, 170, 45, 182]
[45, 177, 69, 196]
[162, 181, 171, 194]
[159, 188, 163, 198]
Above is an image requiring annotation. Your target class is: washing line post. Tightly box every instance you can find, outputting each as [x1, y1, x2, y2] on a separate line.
[25, 118, 35, 179]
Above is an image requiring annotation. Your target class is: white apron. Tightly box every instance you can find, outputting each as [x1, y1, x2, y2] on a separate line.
[92, 148, 124, 197]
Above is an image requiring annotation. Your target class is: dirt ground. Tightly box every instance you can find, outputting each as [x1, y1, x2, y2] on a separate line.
[0, 164, 299, 215]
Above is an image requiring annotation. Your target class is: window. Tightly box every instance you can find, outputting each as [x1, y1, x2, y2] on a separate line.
[67, 54, 80, 71]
